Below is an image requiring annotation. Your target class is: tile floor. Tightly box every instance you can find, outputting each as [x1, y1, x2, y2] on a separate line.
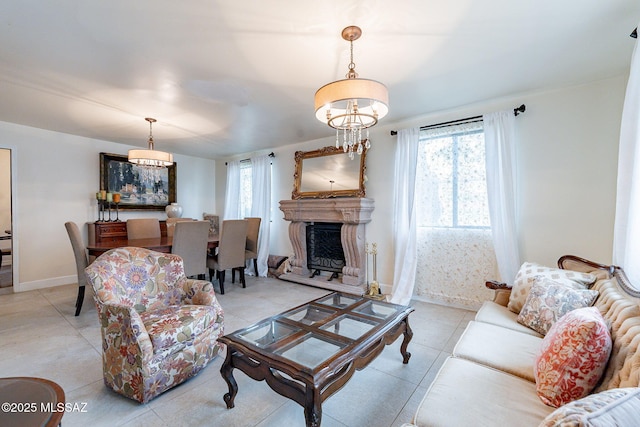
[0, 276, 475, 427]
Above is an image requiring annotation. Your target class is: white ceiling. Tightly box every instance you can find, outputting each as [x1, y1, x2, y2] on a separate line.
[1, 1, 638, 159]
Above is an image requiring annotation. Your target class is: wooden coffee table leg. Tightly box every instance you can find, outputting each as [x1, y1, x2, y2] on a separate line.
[400, 316, 413, 364]
[303, 387, 322, 427]
[220, 348, 238, 409]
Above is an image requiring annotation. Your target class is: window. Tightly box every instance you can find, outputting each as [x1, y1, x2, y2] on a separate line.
[416, 123, 490, 228]
[239, 162, 252, 218]
[413, 121, 497, 309]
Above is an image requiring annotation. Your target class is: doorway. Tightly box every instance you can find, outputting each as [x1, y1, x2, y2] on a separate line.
[0, 148, 12, 293]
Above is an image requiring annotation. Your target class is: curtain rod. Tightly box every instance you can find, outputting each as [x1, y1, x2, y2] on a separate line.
[225, 152, 274, 166]
[390, 104, 526, 136]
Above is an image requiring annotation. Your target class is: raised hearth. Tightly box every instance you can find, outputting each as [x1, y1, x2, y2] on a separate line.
[279, 198, 374, 294]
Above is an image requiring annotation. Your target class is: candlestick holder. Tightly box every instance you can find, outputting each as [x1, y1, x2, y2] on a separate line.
[111, 193, 121, 222]
[107, 202, 113, 221]
[98, 200, 106, 222]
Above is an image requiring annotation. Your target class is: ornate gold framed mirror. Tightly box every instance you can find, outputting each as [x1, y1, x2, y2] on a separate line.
[292, 146, 367, 199]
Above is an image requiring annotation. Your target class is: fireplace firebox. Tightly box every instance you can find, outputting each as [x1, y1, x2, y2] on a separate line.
[306, 222, 345, 278]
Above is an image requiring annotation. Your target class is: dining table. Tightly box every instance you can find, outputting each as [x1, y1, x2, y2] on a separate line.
[86, 234, 219, 257]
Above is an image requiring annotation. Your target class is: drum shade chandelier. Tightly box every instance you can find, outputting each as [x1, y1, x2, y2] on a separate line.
[314, 26, 389, 159]
[128, 117, 173, 182]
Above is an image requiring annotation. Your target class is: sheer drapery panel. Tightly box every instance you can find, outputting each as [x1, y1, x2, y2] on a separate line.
[391, 128, 420, 305]
[613, 30, 640, 285]
[249, 155, 271, 277]
[483, 110, 521, 283]
[223, 160, 241, 220]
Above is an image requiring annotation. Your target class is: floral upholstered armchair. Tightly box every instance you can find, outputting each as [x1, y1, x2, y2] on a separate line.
[85, 247, 224, 403]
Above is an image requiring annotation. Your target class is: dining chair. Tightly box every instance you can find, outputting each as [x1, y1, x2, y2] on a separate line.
[207, 219, 247, 294]
[171, 220, 209, 279]
[244, 217, 262, 276]
[166, 217, 194, 237]
[64, 221, 89, 316]
[126, 218, 161, 239]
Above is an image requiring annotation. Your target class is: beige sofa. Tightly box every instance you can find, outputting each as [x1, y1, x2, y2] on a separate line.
[406, 255, 640, 426]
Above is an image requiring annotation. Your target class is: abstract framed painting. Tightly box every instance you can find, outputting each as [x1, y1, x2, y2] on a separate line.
[99, 152, 177, 210]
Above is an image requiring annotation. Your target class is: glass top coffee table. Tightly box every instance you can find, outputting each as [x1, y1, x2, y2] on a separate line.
[219, 292, 414, 427]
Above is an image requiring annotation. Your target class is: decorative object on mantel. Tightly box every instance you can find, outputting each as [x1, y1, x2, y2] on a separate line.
[165, 203, 183, 218]
[128, 117, 174, 183]
[292, 145, 367, 199]
[314, 26, 389, 159]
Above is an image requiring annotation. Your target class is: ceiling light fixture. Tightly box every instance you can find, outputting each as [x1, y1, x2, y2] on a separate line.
[128, 117, 173, 183]
[314, 26, 389, 159]
[128, 117, 173, 167]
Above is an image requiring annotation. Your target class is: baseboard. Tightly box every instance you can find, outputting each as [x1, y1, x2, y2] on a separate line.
[410, 293, 482, 311]
[15, 274, 77, 292]
[379, 282, 392, 295]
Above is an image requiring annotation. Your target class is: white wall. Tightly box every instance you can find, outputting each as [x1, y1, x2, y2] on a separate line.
[0, 121, 216, 292]
[218, 75, 626, 294]
[2, 74, 625, 296]
[517, 80, 623, 267]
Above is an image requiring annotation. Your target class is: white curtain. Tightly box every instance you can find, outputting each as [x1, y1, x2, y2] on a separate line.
[613, 33, 640, 284]
[391, 127, 420, 305]
[483, 110, 521, 283]
[250, 154, 271, 277]
[223, 160, 241, 220]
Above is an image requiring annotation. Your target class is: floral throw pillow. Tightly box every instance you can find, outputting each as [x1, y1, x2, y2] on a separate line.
[534, 307, 612, 408]
[508, 262, 597, 314]
[517, 277, 599, 335]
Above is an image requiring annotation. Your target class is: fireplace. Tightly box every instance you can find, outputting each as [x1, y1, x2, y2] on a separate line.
[279, 198, 374, 294]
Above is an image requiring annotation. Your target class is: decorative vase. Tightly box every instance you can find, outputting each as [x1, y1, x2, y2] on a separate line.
[165, 203, 183, 218]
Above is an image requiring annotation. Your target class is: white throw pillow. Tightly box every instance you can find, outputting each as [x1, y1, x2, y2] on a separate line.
[508, 262, 596, 314]
[539, 387, 640, 427]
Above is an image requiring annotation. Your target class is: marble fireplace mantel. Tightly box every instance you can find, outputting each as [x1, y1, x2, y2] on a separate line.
[279, 198, 374, 294]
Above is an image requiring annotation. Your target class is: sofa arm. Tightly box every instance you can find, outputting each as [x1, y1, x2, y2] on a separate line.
[485, 280, 512, 306]
[99, 303, 153, 365]
[180, 278, 217, 306]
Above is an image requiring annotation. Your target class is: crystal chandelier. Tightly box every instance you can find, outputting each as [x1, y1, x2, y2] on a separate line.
[128, 118, 173, 183]
[314, 26, 389, 159]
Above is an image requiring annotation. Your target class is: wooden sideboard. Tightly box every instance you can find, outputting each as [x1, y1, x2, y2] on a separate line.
[88, 221, 168, 245]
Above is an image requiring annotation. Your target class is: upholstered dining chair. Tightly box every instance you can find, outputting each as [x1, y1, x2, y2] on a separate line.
[207, 219, 247, 294]
[84, 247, 224, 403]
[64, 221, 89, 316]
[166, 217, 194, 237]
[126, 218, 160, 240]
[171, 220, 210, 279]
[244, 217, 261, 276]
